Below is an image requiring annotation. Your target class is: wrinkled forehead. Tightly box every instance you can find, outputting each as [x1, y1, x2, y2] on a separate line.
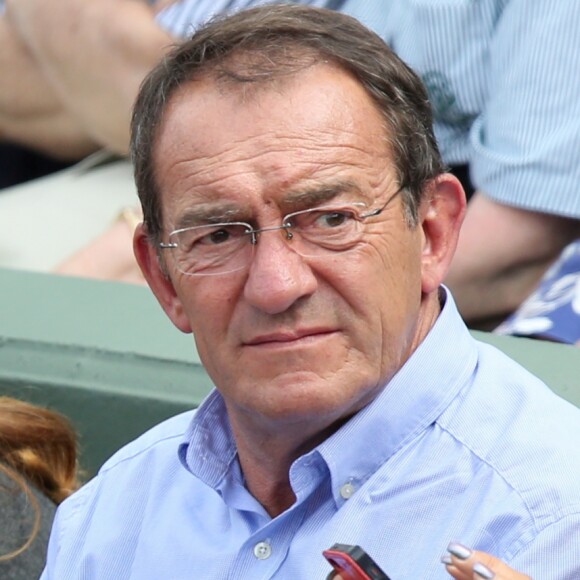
[153, 55, 391, 154]
[151, 63, 397, 228]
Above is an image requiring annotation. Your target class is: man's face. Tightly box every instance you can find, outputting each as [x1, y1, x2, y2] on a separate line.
[143, 64, 444, 436]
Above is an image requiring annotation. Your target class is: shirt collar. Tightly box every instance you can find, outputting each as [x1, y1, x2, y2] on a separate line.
[179, 391, 240, 491]
[179, 288, 478, 507]
[315, 287, 478, 507]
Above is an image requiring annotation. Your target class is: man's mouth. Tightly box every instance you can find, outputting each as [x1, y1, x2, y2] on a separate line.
[244, 328, 336, 347]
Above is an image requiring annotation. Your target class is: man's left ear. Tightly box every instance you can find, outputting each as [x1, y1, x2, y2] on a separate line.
[419, 174, 466, 294]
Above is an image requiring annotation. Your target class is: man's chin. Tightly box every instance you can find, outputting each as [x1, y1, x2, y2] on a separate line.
[231, 374, 367, 425]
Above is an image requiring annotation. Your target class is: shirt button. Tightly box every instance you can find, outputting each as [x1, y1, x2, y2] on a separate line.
[253, 541, 272, 560]
[340, 482, 356, 499]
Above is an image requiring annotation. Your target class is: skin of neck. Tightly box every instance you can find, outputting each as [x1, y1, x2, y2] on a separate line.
[227, 292, 442, 517]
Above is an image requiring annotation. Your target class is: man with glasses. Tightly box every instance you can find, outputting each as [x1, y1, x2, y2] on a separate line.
[42, 6, 580, 579]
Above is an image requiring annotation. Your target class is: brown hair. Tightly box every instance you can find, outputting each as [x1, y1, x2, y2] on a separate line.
[0, 397, 79, 561]
[131, 4, 444, 241]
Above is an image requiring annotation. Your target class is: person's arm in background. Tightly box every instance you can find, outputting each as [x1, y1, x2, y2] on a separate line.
[4, 0, 176, 156]
[0, 15, 97, 160]
[444, 0, 580, 326]
[446, 195, 580, 326]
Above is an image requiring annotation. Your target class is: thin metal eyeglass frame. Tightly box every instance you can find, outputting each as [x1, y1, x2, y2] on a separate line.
[158, 185, 404, 274]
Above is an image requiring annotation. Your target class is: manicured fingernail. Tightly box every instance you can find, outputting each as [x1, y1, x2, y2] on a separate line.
[447, 542, 472, 560]
[440, 554, 453, 565]
[473, 562, 495, 579]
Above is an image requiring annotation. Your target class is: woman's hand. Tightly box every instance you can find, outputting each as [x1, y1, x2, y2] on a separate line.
[442, 542, 532, 580]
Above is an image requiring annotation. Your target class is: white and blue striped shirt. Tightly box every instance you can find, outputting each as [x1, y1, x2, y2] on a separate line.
[345, 0, 580, 219]
[157, 0, 580, 219]
[156, 0, 335, 37]
[42, 292, 580, 579]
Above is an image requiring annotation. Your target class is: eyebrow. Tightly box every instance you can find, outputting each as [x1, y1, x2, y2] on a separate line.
[281, 179, 365, 211]
[172, 179, 366, 230]
[173, 203, 249, 230]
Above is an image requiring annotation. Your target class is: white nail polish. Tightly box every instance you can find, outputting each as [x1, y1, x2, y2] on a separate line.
[473, 562, 495, 579]
[447, 542, 472, 560]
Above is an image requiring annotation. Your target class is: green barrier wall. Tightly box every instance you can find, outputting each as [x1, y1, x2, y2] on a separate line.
[2, 268, 579, 477]
[1, 268, 212, 477]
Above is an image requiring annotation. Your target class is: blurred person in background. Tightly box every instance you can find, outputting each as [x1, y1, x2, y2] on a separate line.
[0, 397, 79, 579]
[0, 0, 330, 187]
[340, 1, 580, 338]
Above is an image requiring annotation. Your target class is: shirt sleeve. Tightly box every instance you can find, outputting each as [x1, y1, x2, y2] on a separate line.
[39, 494, 66, 580]
[39, 480, 94, 580]
[469, 0, 580, 218]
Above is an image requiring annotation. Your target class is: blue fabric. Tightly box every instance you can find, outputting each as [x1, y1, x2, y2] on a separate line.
[41, 291, 580, 579]
[496, 240, 580, 344]
[156, 0, 330, 37]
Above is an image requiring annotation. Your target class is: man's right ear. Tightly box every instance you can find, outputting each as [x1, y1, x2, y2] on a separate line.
[133, 223, 192, 334]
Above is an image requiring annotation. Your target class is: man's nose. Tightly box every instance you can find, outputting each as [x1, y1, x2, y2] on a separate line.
[243, 228, 318, 314]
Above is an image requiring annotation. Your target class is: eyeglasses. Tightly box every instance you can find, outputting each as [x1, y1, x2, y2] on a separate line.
[159, 187, 403, 276]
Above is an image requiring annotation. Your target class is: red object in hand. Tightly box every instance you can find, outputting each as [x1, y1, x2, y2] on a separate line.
[323, 544, 391, 580]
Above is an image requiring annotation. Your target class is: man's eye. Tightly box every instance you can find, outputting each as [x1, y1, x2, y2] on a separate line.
[315, 211, 353, 228]
[201, 228, 232, 245]
[179, 224, 248, 252]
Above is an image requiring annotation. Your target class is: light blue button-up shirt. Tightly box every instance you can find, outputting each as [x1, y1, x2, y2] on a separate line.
[42, 292, 580, 579]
